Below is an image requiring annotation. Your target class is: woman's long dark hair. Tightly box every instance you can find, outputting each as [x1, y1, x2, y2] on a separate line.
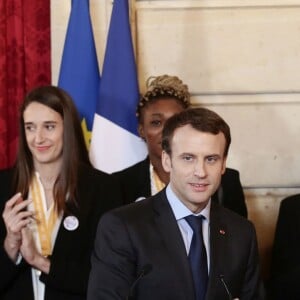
[14, 85, 90, 213]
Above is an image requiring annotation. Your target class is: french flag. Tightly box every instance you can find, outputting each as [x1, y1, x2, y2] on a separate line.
[58, 0, 100, 147]
[89, 0, 147, 173]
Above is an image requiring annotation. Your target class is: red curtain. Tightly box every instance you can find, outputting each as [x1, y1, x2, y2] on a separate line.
[0, 0, 51, 169]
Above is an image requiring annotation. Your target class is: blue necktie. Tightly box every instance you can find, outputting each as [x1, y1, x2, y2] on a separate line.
[185, 215, 208, 300]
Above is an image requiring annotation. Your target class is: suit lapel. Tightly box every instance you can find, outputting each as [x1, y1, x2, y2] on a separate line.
[152, 190, 195, 300]
[206, 202, 229, 299]
[51, 166, 91, 255]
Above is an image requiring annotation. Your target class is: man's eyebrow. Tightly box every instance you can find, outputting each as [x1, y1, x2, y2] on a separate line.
[180, 152, 195, 157]
[205, 154, 221, 159]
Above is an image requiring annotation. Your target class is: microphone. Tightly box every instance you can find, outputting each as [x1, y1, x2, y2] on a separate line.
[126, 264, 152, 300]
[219, 274, 233, 300]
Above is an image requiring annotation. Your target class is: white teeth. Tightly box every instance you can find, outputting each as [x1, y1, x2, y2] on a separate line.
[192, 183, 204, 187]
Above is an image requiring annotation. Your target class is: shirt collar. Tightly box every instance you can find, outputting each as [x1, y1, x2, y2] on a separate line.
[166, 184, 211, 222]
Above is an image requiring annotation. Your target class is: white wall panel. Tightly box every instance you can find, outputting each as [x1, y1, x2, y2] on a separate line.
[207, 102, 300, 187]
[136, 1, 300, 95]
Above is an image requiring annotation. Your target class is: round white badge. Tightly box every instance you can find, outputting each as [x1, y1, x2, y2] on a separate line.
[63, 216, 79, 231]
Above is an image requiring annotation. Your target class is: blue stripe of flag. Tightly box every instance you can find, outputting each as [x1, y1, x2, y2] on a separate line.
[58, 0, 100, 131]
[97, 0, 139, 136]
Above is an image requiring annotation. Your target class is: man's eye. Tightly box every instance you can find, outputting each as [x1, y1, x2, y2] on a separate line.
[183, 155, 193, 161]
[206, 156, 218, 163]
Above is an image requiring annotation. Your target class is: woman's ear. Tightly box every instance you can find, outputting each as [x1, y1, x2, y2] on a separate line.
[138, 124, 145, 139]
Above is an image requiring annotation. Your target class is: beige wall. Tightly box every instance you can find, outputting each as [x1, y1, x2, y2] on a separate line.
[51, 0, 300, 279]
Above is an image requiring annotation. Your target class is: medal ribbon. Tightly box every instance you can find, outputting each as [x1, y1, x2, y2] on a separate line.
[31, 174, 58, 256]
[151, 166, 166, 193]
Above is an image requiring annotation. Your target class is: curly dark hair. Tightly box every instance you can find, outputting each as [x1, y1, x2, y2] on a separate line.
[136, 75, 191, 122]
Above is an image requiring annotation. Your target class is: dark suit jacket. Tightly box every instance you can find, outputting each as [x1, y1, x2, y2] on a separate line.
[88, 189, 263, 300]
[0, 164, 121, 300]
[113, 157, 247, 217]
[268, 194, 300, 300]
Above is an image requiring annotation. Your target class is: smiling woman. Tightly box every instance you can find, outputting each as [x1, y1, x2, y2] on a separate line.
[0, 85, 121, 300]
[24, 102, 64, 174]
[16, 86, 90, 213]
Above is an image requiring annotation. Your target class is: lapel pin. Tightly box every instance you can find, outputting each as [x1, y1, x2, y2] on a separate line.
[219, 229, 226, 235]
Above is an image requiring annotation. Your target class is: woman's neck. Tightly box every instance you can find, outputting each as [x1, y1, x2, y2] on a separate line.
[34, 162, 61, 209]
[149, 155, 170, 184]
[34, 161, 61, 187]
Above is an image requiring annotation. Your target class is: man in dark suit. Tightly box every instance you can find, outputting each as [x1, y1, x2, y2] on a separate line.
[88, 108, 264, 300]
[268, 194, 300, 299]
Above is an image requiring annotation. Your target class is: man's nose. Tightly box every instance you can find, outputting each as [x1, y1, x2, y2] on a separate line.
[193, 161, 207, 178]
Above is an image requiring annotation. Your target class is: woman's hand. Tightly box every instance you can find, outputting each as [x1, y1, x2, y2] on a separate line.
[2, 193, 33, 262]
[20, 227, 50, 274]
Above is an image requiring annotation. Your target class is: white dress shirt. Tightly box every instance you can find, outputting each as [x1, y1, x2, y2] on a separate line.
[166, 184, 211, 271]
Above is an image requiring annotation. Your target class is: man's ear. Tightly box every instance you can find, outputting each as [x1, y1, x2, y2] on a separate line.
[221, 156, 227, 175]
[162, 150, 172, 172]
